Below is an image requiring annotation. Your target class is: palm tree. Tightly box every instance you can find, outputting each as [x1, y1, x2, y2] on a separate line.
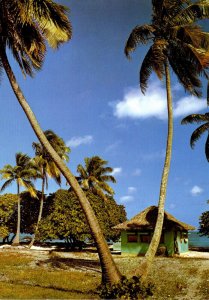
[0, 1, 121, 284]
[0, 153, 37, 245]
[77, 156, 116, 201]
[29, 130, 70, 248]
[181, 113, 209, 161]
[125, 0, 209, 280]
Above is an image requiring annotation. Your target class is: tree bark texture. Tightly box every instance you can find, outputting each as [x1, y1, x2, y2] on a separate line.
[29, 170, 45, 248]
[12, 183, 20, 245]
[137, 60, 173, 282]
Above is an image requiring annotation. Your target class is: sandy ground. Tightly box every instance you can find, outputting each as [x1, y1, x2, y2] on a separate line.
[179, 250, 209, 259]
[1, 244, 209, 259]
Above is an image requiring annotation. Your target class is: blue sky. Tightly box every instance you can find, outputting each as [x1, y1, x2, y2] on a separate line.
[0, 0, 209, 227]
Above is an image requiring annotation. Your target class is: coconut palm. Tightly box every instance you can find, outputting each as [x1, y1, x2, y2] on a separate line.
[125, 0, 209, 280]
[181, 113, 209, 161]
[0, 153, 37, 245]
[77, 156, 116, 201]
[29, 130, 70, 248]
[0, 1, 121, 284]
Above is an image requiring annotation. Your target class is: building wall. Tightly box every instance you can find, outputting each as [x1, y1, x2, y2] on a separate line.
[164, 230, 175, 256]
[119, 229, 189, 256]
[175, 231, 189, 253]
[121, 231, 149, 255]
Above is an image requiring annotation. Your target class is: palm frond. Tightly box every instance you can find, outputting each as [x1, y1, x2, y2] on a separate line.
[0, 179, 14, 192]
[92, 186, 108, 202]
[77, 165, 87, 179]
[205, 134, 209, 162]
[0, 164, 14, 177]
[125, 24, 155, 58]
[190, 123, 209, 148]
[16, 152, 31, 167]
[32, 142, 42, 156]
[187, 45, 209, 71]
[168, 43, 202, 97]
[101, 175, 116, 183]
[207, 79, 209, 106]
[98, 181, 115, 195]
[174, 25, 209, 50]
[19, 22, 46, 70]
[82, 179, 89, 190]
[22, 0, 72, 48]
[181, 113, 209, 124]
[19, 178, 37, 198]
[173, 2, 209, 25]
[140, 40, 167, 93]
[139, 47, 155, 93]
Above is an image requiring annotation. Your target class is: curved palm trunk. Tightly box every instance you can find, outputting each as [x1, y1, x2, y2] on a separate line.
[29, 170, 45, 248]
[12, 183, 21, 245]
[0, 46, 121, 285]
[138, 61, 173, 282]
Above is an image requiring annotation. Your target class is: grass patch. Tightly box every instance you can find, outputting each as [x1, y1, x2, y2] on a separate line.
[0, 250, 208, 299]
[0, 251, 99, 299]
[198, 268, 209, 298]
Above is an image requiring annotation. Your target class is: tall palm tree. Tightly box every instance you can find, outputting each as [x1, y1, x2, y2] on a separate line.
[125, 0, 209, 280]
[181, 113, 209, 161]
[0, 1, 121, 284]
[77, 156, 116, 201]
[0, 153, 37, 245]
[29, 130, 70, 248]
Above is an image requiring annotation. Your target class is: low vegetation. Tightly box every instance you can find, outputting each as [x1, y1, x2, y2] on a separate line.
[0, 249, 208, 299]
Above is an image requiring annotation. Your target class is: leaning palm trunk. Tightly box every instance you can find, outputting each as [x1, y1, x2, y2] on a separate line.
[137, 61, 173, 282]
[0, 46, 121, 285]
[12, 183, 21, 245]
[29, 172, 45, 248]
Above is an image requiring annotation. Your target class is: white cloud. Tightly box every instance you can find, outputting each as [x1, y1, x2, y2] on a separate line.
[113, 82, 206, 120]
[120, 187, 137, 203]
[190, 185, 203, 196]
[66, 135, 93, 148]
[111, 167, 122, 176]
[128, 187, 137, 194]
[132, 168, 142, 176]
[120, 195, 134, 203]
[173, 96, 206, 118]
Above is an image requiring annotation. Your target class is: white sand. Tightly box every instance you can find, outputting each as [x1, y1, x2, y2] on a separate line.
[179, 251, 209, 259]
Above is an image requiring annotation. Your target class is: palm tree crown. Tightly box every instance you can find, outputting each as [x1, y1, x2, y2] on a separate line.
[0, 0, 72, 77]
[181, 113, 209, 161]
[32, 130, 70, 186]
[77, 156, 116, 201]
[125, 0, 209, 98]
[0, 152, 37, 196]
[0, 152, 38, 245]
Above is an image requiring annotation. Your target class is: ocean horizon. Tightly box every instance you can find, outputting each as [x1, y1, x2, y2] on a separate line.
[188, 231, 209, 248]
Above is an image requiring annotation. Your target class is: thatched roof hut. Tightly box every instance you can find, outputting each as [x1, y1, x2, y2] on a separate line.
[113, 205, 195, 231]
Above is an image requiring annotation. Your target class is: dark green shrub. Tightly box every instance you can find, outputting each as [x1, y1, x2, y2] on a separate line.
[98, 276, 154, 299]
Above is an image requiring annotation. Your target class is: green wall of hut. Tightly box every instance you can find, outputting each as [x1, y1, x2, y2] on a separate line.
[117, 229, 189, 256]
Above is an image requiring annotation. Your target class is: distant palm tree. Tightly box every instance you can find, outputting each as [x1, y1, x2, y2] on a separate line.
[0, 1, 121, 283]
[0, 153, 37, 245]
[29, 130, 70, 248]
[181, 113, 209, 161]
[125, 0, 209, 280]
[77, 156, 116, 201]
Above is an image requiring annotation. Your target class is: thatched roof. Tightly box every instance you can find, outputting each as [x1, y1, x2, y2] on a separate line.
[113, 206, 195, 231]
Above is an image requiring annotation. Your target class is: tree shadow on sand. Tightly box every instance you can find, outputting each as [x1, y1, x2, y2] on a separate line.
[37, 255, 102, 274]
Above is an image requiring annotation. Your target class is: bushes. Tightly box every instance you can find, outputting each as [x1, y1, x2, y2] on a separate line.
[98, 276, 154, 299]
